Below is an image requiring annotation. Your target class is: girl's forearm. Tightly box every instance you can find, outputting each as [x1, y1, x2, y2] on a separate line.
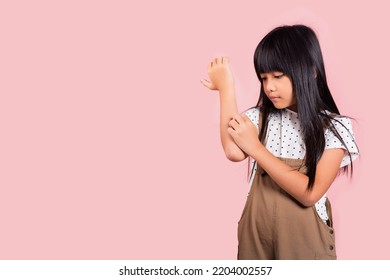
[201, 56, 247, 161]
[249, 142, 316, 206]
[248, 142, 343, 207]
[227, 112, 345, 207]
[219, 86, 247, 161]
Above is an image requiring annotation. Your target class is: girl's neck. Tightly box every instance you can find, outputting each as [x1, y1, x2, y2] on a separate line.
[286, 104, 298, 113]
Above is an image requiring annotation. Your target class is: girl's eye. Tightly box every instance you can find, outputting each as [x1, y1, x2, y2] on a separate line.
[260, 77, 267, 81]
[274, 74, 284, 79]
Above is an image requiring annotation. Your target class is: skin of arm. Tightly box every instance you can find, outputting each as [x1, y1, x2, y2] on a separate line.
[228, 113, 345, 207]
[201, 57, 247, 162]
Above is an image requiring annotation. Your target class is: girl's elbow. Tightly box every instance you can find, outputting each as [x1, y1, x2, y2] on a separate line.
[300, 191, 322, 207]
[301, 198, 316, 207]
[224, 149, 246, 162]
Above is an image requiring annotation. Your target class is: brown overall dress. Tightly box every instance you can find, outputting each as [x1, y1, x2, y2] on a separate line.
[237, 114, 337, 260]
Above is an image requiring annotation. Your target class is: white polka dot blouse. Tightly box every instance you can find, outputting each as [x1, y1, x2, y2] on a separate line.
[245, 107, 359, 223]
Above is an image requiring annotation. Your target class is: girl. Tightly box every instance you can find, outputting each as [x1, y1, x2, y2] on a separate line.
[201, 25, 359, 260]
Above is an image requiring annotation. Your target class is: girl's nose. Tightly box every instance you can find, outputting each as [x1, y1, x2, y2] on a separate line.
[265, 81, 276, 92]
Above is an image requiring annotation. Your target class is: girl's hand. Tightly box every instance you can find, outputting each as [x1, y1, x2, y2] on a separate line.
[201, 56, 234, 92]
[227, 114, 261, 156]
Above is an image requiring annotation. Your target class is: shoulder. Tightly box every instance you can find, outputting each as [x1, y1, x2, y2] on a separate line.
[325, 114, 355, 141]
[329, 114, 353, 129]
[244, 107, 260, 127]
[324, 113, 359, 167]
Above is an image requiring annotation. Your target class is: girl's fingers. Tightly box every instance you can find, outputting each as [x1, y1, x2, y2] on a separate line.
[200, 79, 208, 87]
[229, 118, 239, 130]
[212, 56, 228, 65]
[208, 56, 229, 70]
[200, 79, 211, 88]
[232, 114, 243, 124]
[227, 127, 235, 136]
[201, 79, 218, 90]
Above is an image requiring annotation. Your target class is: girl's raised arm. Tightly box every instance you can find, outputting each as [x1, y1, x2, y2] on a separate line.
[201, 57, 247, 162]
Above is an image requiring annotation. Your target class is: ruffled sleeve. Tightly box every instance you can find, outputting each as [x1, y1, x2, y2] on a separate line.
[325, 116, 359, 168]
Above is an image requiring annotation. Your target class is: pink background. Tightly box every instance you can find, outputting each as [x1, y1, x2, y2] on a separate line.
[0, 0, 388, 259]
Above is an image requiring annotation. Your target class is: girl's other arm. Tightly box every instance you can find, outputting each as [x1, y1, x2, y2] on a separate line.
[228, 113, 345, 206]
[201, 57, 247, 162]
[252, 145, 344, 206]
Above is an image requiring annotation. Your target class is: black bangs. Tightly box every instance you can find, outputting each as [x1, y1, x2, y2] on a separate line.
[254, 27, 295, 80]
[254, 38, 286, 79]
[254, 25, 314, 82]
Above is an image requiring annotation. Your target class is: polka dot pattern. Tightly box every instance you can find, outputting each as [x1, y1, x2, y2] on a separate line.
[245, 107, 359, 224]
[325, 117, 359, 167]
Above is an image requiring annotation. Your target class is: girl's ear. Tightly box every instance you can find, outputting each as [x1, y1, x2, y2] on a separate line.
[312, 67, 317, 79]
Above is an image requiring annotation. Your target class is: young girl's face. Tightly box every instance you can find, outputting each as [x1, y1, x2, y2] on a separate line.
[260, 72, 297, 111]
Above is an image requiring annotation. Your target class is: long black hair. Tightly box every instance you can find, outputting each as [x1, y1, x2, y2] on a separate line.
[253, 24, 355, 190]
